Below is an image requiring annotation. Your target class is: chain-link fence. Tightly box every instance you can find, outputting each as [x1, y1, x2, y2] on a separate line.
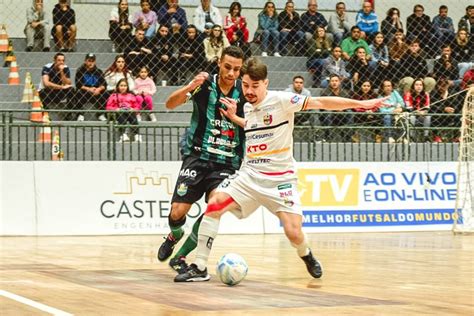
[0, 0, 472, 153]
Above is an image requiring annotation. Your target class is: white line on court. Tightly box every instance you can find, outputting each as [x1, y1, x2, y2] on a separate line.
[0, 289, 73, 316]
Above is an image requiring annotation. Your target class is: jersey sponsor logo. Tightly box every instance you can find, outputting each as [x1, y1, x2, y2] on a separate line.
[221, 129, 235, 138]
[177, 183, 188, 196]
[263, 113, 272, 125]
[291, 95, 301, 104]
[179, 169, 197, 178]
[247, 143, 268, 153]
[246, 132, 274, 141]
[278, 183, 292, 190]
[211, 129, 220, 136]
[247, 158, 271, 164]
[207, 147, 235, 157]
[210, 119, 235, 129]
[283, 197, 295, 207]
[219, 172, 231, 177]
[218, 178, 231, 189]
[207, 135, 237, 148]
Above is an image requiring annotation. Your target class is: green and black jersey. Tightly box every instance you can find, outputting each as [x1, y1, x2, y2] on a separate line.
[183, 74, 245, 169]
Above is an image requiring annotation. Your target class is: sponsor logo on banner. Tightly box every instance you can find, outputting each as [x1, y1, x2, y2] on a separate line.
[99, 168, 203, 232]
[294, 165, 458, 228]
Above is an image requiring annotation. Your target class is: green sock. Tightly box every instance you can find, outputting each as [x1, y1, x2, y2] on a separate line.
[174, 214, 203, 258]
[170, 217, 185, 240]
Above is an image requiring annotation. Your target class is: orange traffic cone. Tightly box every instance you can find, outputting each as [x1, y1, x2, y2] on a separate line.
[38, 126, 52, 143]
[22, 72, 34, 103]
[3, 39, 14, 67]
[51, 130, 62, 161]
[30, 88, 44, 122]
[8, 56, 20, 85]
[0, 25, 8, 52]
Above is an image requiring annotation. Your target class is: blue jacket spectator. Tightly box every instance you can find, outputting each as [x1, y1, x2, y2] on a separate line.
[432, 5, 455, 44]
[355, 1, 378, 40]
[157, 0, 188, 33]
[301, 0, 328, 41]
[256, 2, 280, 57]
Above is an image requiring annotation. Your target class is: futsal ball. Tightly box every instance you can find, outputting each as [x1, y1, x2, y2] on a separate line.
[216, 253, 248, 286]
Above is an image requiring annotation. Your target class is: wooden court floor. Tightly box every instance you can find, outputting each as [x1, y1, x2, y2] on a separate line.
[0, 232, 473, 315]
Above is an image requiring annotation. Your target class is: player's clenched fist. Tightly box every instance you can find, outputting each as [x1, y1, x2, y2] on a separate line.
[188, 72, 209, 90]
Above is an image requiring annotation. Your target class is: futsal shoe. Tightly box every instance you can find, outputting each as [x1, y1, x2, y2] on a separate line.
[157, 233, 183, 261]
[169, 256, 188, 274]
[174, 264, 210, 282]
[301, 250, 323, 278]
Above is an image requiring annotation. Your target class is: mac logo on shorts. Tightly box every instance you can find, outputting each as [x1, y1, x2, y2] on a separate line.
[177, 183, 188, 196]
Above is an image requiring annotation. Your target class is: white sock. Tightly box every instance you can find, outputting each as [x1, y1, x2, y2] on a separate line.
[195, 216, 220, 271]
[291, 233, 310, 257]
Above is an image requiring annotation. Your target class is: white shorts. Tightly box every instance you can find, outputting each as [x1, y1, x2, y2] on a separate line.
[216, 168, 302, 219]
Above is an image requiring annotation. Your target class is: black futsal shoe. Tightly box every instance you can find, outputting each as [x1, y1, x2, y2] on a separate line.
[169, 256, 188, 274]
[301, 250, 323, 278]
[157, 233, 183, 261]
[174, 264, 210, 282]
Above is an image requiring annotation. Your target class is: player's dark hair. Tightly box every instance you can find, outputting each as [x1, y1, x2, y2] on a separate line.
[241, 57, 267, 81]
[221, 46, 245, 61]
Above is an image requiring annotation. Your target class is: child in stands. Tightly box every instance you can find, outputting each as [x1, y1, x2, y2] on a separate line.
[134, 66, 157, 122]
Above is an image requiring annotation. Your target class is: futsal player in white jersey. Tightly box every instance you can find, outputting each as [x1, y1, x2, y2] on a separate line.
[175, 58, 388, 282]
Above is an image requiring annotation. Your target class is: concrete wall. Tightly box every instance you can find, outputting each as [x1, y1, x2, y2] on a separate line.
[1, 0, 470, 39]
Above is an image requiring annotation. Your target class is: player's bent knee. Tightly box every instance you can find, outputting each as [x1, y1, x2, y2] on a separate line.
[168, 214, 186, 228]
[205, 196, 235, 216]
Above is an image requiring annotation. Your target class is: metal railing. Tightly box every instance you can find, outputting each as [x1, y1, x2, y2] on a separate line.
[0, 110, 461, 162]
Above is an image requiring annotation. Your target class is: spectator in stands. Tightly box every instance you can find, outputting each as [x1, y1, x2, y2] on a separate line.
[52, 0, 76, 52]
[134, 66, 157, 122]
[351, 80, 378, 142]
[193, 0, 221, 33]
[150, 24, 175, 82]
[369, 32, 389, 86]
[157, 0, 188, 33]
[341, 26, 371, 61]
[25, 0, 51, 52]
[320, 74, 353, 142]
[430, 78, 459, 143]
[306, 26, 333, 87]
[327, 2, 351, 45]
[39, 52, 75, 120]
[347, 46, 374, 92]
[256, 2, 281, 57]
[432, 5, 455, 47]
[320, 46, 351, 88]
[406, 4, 435, 54]
[106, 78, 141, 143]
[278, 1, 305, 56]
[133, 0, 158, 39]
[452, 29, 474, 79]
[398, 39, 436, 93]
[223, 2, 249, 43]
[104, 55, 135, 95]
[149, 0, 167, 14]
[461, 66, 474, 90]
[285, 76, 313, 125]
[433, 45, 461, 89]
[403, 78, 431, 142]
[301, 0, 329, 43]
[378, 79, 405, 143]
[172, 25, 206, 84]
[458, 5, 473, 37]
[124, 28, 154, 76]
[203, 24, 229, 74]
[355, 1, 379, 43]
[74, 53, 108, 122]
[109, 0, 133, 53]
[381, 7, 403, 43]
[229, 29, 251, 60]
[388, 29, 408, 81]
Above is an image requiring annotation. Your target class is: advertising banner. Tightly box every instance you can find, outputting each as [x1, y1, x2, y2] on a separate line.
[264, 162, 458, 233]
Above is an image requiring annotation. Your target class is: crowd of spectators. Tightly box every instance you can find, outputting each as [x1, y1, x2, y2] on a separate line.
[24, 0, 474, 143]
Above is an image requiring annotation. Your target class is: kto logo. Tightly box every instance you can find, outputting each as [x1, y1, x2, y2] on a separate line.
[247, 143, 267, 153]
[298, 169, 359, 206]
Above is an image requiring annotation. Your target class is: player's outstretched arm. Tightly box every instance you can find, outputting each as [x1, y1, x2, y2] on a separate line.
[306, 96, 388, 111]
[165, 72, 209, 109]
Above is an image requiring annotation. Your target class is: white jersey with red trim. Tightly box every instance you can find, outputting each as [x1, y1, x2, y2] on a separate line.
[242, 90, 310, 180]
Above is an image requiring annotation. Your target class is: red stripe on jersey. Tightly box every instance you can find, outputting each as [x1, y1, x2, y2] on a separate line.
[259, 170, 295, 176]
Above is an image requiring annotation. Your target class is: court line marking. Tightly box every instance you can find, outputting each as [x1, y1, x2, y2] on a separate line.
[0, 289, 73, 316]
